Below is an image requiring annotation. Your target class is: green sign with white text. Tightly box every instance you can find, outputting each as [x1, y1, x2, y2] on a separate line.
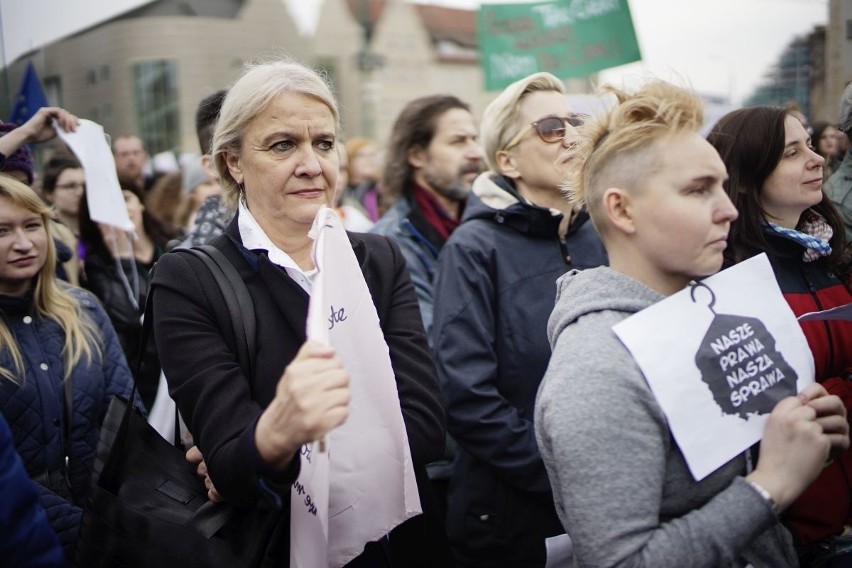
[477, 0, 642, 91]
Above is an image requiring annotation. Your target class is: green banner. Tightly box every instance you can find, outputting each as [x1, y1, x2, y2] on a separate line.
[477, 0, 642, 91]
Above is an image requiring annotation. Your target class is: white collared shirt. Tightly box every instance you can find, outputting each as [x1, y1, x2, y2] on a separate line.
[237, 200, 316, 294]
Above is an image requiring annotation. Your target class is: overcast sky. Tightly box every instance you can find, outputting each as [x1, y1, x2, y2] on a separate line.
[2, 0, 828, 107]
[285, 0, 829, 105]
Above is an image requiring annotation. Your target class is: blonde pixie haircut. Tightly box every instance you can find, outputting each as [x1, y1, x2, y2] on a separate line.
[211, 59, 341, 209]
[0, 174, 100, 383]
[565, 81, 704, 233]
[480, 72, 566, 172]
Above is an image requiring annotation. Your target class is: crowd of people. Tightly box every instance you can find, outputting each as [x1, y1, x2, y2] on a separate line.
[0, 57, 849, 568]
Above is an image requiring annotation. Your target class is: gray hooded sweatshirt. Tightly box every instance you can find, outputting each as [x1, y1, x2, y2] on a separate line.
[535, 267, 797, 568]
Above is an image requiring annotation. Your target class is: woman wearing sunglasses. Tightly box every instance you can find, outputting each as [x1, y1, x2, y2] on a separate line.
[430, 72, 607, 567]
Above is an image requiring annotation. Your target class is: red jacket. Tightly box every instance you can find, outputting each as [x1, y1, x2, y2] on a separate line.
[763, 235, 852, 544]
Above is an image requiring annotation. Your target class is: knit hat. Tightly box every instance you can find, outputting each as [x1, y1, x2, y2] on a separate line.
[839, 83, 852, 135]
[0, 122, 34, 184]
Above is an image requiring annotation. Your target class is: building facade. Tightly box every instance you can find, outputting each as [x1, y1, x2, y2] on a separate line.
[3, 0, 599, 157]
[5, 0, 311, 155]
[823, 0, 852, 123]
[744, 0, 852, 124]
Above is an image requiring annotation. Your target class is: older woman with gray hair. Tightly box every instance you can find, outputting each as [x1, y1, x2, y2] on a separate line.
[151, 59, 448, 567]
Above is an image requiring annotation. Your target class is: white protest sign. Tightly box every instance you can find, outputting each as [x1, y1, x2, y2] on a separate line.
[54, 119, 133, 232]
[290, 207, 421, 568]
[612, 254, 814, 481]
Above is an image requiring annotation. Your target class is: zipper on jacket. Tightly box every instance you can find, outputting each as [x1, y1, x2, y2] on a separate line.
[558, 238, 571, 267]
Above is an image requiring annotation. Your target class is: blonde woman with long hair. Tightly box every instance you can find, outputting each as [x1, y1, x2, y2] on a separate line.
[0, 174, 135, 561]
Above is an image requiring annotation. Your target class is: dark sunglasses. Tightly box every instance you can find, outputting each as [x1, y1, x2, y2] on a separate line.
[504, 114, 586, 149]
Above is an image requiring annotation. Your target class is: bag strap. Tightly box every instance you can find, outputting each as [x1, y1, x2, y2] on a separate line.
[158, 244, 257, 446]
[183, 245, 256, 380]
[98, 288, 156, 490]
[100, 243, 258, 487]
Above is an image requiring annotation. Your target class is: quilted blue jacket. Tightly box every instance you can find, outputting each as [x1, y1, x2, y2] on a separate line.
[0, 409, 66, 567]
[0, 286, 135, 559]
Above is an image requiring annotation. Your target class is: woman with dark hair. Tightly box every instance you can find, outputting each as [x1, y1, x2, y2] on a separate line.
[79, 179, 179, 407]
[41, 155, 84, 237]
[41, 155, 87, 286]
[811, 121, 841, 180]
[708, 106, 852, 567]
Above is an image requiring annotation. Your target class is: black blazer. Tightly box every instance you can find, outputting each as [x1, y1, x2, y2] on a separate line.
[151, 215, 449, 566]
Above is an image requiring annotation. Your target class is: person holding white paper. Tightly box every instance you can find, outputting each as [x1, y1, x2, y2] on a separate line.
[78, 181, 177, 409]
[708, 106, 852, 566]
[535, 80, 849, 567]
[150, 59, 448, 567]
[0, 106, 79, 172]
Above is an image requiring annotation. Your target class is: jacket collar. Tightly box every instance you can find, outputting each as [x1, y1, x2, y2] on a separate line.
[225, 209, 368, 267]
[222, 211, 370, 342]
[465, 173, 564, 238]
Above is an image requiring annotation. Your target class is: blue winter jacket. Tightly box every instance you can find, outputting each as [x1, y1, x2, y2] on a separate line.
[0, 286, 136, 560]
[370, 194, 443, 337]
[0, 410, 66, 567]
[431, 173, 607, 566]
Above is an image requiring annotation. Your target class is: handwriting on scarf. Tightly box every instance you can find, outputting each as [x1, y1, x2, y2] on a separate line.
[328, 306, 347, 330]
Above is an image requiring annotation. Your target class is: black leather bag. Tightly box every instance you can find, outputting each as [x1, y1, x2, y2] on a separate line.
[74, 245, 278, 567]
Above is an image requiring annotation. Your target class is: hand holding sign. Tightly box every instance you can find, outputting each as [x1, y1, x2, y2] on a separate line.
[291, 207, 421, 568]
[802, 388, 850, 460]
[747, 383, 847, 511]
[255, 340, 350, 470]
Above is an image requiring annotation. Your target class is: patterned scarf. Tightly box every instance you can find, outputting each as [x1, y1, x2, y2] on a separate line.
[762, 209, 833, 262]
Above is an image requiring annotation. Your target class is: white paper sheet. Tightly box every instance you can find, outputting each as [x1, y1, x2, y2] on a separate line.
[54, 119, 132, 231]
[290, 207, 421, 568]
[612, 254, 814, 480]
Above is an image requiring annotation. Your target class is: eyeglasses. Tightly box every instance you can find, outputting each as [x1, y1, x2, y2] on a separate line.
[503, 114, 586, 150]
[54, 181, 86, 192]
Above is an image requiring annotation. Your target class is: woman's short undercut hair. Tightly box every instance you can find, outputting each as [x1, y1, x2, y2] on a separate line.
[565, 81, 704, 230]
[211, 58, 340, 209]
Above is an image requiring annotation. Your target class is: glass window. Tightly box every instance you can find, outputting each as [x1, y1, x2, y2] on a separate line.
[132, 60, 180, 155]
[43, 76, 62, 107]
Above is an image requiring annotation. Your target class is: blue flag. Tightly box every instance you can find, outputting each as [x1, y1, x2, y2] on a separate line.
[8, 61, 48, 125]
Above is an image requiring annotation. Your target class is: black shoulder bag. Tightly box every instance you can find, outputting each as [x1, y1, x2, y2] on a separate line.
[74, 245, 278, 568]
